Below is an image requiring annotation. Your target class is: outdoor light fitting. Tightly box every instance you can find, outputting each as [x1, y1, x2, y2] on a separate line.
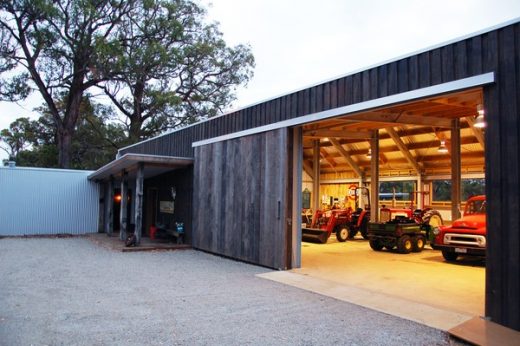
[474, 104, 486, 128]
[438, 139, 448, 153]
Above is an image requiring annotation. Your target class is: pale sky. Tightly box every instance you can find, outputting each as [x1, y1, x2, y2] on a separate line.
[1, 0, 520, 161]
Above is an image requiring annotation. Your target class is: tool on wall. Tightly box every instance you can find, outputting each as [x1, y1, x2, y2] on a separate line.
[171, 186, 176, 214]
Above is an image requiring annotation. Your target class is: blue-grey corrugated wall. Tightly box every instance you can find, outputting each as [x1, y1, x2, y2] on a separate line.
[0, 166, 99, 236]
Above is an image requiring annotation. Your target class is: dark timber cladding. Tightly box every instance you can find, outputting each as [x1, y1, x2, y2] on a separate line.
[119, 21, 520, 330]
[192, 129, 293, 269]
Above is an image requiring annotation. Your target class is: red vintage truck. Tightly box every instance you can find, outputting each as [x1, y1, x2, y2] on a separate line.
[431, 195, 486, 261]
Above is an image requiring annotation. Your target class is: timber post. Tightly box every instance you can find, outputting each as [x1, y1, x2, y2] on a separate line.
[105, 175, 114, 236]
[134, 162, 144, 245]
[119, 170, 128, 241]
[451, 119, 462, 220]
[370, 131, 380, 222]
[312, 140, 320, 210]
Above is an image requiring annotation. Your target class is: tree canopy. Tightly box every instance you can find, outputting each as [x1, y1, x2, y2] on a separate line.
[0, 0, 254, 167]
[2, 96, 127, 169]
[101, 0, 254, 142]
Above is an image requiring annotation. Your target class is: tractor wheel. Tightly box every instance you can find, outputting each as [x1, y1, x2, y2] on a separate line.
[360, 220, 369, 239]
[369, 239, 384, 251]
[335, 226, 349, 242]
[442, 250, 458, 262]
[423, 210, 443, 228]
[412, 235, 425, 252]
[397, 235, 413, 254]
[348, 229, 359, 239]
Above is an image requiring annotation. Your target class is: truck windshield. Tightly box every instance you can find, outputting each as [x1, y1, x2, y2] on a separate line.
[465, 200, 486, 215]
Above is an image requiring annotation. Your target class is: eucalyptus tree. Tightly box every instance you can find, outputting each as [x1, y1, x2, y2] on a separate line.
[100, 0, 255, 142]
[1, 96, 127, 169]
[0, 117, 37, 159]
[0, 0, 133, 168]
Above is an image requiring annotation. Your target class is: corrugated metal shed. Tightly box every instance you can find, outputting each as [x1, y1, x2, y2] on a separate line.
[0, 166, 99, 236]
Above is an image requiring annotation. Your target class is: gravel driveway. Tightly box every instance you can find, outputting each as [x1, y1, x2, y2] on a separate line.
[0, 237, 464, 345]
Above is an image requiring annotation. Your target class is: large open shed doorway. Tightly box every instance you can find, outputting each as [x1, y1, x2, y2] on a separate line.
[292, 86, 487, 328]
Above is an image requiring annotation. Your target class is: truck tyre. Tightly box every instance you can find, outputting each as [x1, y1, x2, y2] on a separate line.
[442, 250, 458, 262]
[336, 226, 349, 242]
[397, 235, 413, 254]
[412, 235, 425, 252]
[369, 239, 384, 251]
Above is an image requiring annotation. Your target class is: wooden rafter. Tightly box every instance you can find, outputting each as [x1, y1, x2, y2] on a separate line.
[465, 116, 485, 149]
[386, 127, 423, 174]
[320, 149, 337, 171]
[302, 160, 314, 179]
[329, 138, 364, 178]
[347, 112, 452, 128]
[303, 129, 372, 139]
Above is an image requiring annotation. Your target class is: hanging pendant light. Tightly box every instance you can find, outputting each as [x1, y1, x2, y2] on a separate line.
[438, 139, 448, 153]
[474, 104, 486, 128]
[366, 148, 372, 159]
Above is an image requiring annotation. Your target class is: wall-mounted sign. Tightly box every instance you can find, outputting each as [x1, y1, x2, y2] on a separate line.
[302, 188, 311, 209]
[160, 201, 174, 214]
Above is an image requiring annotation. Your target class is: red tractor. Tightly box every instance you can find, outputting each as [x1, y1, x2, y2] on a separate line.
[301, 187, 371, 243]
[347, 187, 371, 239]
[302, 208, 353, 244]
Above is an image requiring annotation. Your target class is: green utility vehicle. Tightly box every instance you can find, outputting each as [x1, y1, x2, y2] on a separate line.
[367, 216, 427, 254]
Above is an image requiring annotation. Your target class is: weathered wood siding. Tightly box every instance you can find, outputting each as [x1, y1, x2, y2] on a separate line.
[192, 129, 293, 269]
[120, 21, 520, 330]
[484, 24, 520, 331]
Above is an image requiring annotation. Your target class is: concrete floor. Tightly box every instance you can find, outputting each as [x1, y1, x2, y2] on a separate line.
[261, 237, 485, 331]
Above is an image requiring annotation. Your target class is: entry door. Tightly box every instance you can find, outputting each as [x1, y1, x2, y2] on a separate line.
[144, 188, 158, 236]
[192, 128, 294, 269]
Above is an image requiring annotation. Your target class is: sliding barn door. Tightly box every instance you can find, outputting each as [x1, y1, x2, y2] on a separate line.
[192, 128, 294, 269]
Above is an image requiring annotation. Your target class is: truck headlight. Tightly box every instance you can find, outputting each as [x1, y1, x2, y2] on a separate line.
[432, 227, 440, 236]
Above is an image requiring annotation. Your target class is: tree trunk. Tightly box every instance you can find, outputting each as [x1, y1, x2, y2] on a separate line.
[57, 126, 73, 168]
[57, 88, 84, 168]
[128, 117, 143, 144]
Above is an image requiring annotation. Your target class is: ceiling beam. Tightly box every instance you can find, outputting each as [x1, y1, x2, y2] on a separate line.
[302, 160, 314, 179]
[320, 149, 337, 171]
[303, 129, 373, 139]
[386, 127, 423, 174]
[347, 112, 453, 128]
[329, 138, 364, 178]
[465, 116, 485, 149]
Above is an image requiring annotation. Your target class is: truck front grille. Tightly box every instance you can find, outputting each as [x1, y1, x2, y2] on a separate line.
[443, 233, 486, 248]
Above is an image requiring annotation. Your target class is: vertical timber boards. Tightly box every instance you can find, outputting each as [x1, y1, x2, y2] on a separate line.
[484, 24, 520, 331]
[192, 128, 292, 270]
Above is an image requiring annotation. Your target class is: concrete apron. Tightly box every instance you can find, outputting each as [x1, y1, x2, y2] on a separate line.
[257, 240, 485, 331]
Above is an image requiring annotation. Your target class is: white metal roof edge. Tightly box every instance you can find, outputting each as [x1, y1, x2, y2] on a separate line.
[119, 16, 518, 154]
[0, 166, 94, 174]
[192, 72, 495, 147]
[87, 153, 194, 180]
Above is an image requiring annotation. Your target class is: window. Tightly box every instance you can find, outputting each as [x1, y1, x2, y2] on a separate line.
[432, 179, 485, 201]
[379, 181, 415, 201]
